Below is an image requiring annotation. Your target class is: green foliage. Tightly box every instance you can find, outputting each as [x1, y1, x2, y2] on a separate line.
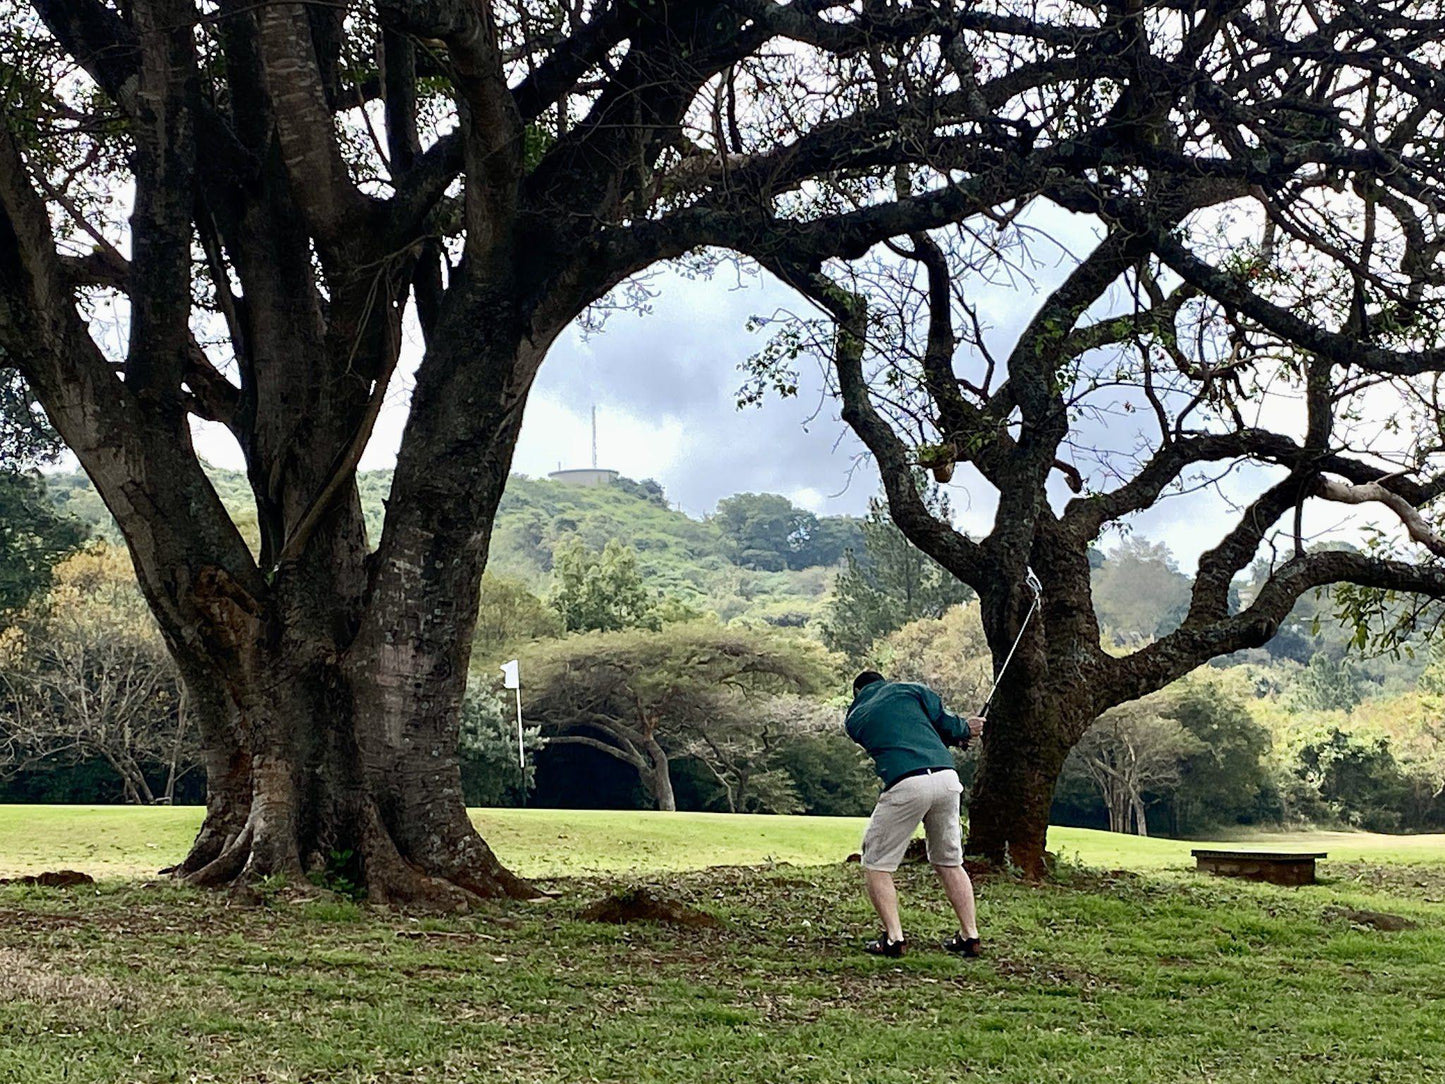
[0, 543, 193, 804]
[873, 602, 991, 714]
[1226, 550, 1429, 693]
[0, 366, 63, 468]
[549, 537, 659, 633]
[1168, 673, 1275, 832]
[457, 689, 543, 807]
[610, 476, 669, 507]
[1091, 537, 1192, 644]
[822, 480, 971, 660]
[522, 622, 836, 726]
[472, 573, 564, 664]
[306, 849, 365, 902]
[769, 729, 878, 817]
[41, 467, 845, 630]
[712, 492, 859, 571]
[1292, 726, 1413, 832]
[521, 621, 837, 810]
[0, 471, 86, 617]
[1068, 695, 1204, 835]
[1290, 652, 1365, 713]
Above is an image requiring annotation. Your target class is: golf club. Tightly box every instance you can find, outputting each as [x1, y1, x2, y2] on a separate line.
[976, 567, 1042, 720]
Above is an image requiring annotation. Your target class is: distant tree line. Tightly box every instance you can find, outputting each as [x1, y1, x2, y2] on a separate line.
[5, 457, 1442, 832]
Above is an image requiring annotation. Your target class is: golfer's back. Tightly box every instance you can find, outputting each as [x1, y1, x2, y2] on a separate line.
[845, 680, 958, 788]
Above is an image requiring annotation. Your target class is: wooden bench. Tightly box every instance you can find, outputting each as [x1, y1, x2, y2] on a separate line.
[1191, 849, 1326, 886]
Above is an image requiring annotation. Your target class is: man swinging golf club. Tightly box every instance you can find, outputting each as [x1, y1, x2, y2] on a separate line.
[846, 671, 985, 958]
[846, 568, 1042, 958]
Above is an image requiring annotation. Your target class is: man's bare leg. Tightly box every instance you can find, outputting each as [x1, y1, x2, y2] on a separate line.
[933, 863, 978, 939]
[864, 869, 904, 941]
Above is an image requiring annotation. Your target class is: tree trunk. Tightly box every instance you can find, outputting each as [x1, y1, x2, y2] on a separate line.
[164, 596, 532, 903]
[1132, 794, 1148, 837]
[149, 484, 535, 905]
[963, 545, 1101, 876]
[968, 658, 1064, 872]
[967, 733, 1068, 876]
[641, 737, 676, 812]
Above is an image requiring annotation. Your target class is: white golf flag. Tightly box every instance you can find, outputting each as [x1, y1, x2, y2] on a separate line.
[500, 659, 520, 690]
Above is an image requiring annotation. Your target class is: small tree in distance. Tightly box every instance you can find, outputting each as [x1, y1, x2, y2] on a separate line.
[549, 539, 659, 634]
[874, 603, 992, 716]
[472, 573, 564, 662]
[1071, 698, 1202, 837]
[823, 478, 972, 660]
[521, 622, 833, 811]
[0, 544, 197, 803]
[458, 688, 544, 807]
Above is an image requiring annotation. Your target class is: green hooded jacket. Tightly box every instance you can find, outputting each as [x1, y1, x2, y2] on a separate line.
[845, 680, 970, 788]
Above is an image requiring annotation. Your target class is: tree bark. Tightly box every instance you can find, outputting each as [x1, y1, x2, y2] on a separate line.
[1132, 795, 1148, 838]
[154, 518, 534, 904]
[641, 736, 677, 813]
[961, 545, 1100, 876]
[966, 731, 1069, 877]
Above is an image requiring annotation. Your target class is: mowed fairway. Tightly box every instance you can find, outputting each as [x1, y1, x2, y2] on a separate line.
[3, 804, 1442, 878]
[0, 807, 1442, 1083]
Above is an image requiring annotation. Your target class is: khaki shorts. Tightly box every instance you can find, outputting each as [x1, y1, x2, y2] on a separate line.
[860, 768, 964, 872]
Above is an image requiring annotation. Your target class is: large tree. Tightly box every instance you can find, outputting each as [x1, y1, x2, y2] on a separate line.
[741, 3, 1445, 872]
[0, 0, 1090, 901]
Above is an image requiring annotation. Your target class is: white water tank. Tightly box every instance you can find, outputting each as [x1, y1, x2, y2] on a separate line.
[547, 468, 619, 487]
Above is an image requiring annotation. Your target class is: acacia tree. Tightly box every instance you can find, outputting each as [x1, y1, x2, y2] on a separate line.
[677, 692, 836, 814]
[520, 622, 830, 811]
[740, 2, 1445, 872]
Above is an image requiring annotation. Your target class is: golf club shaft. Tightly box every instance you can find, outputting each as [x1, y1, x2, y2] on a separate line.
[978, 574, 1042, 719]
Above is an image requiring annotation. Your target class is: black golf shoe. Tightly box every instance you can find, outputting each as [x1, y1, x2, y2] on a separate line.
[942, 932, 982, 957]
[864, 935, 906, 958]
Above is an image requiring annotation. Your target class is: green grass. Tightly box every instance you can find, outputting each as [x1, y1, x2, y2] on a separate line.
[1, 807, 1442, 1082]
[3, 803, 1441, 879]
[1, 852, 1442, 1082]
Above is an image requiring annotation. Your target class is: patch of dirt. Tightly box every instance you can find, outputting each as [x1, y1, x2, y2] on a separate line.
[1324, 906, 1420, 932]
[578, 887, 722, 929]
[0, 947, 125, 1008]
[0, 870, 95, 888]
[1156, 955, 1198, 967]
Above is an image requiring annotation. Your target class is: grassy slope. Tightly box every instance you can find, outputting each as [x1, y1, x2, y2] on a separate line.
[0, 814, 1441, 1083]
[2, 804, 1441, 880]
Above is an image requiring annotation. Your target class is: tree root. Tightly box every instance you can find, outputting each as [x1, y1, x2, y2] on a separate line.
[173, 796, 537, 910]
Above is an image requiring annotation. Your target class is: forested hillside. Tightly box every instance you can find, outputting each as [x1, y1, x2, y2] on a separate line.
[43, 467, 857, 628]
[13, 467, 1443, 830]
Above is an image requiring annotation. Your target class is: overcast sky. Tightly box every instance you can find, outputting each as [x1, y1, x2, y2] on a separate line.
[176, 209, 1411, 574]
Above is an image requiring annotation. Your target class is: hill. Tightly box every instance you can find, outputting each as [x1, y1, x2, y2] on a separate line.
[43, 467, 852, 629]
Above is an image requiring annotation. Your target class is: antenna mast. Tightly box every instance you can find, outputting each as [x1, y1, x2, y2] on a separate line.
[591, 405, 598, 470]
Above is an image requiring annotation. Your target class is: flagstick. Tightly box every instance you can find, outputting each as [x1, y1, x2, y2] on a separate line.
[501, 660, 526, 807]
